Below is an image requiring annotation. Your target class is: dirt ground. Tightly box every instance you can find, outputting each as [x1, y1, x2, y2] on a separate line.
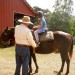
[30, 47, 75, 75]
[0, 46, 75, 75]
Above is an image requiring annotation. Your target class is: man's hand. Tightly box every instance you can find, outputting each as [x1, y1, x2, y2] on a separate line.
[33, 44, 39, 53]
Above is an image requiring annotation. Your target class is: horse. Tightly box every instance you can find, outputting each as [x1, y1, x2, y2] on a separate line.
[0, 27, 15, 47]
[0, 27, 73, 75]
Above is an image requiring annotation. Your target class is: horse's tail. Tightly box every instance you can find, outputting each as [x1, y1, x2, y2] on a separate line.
[68, 36, 73, 59]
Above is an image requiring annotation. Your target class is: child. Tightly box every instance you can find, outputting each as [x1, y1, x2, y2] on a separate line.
[33, 11, 47, 44]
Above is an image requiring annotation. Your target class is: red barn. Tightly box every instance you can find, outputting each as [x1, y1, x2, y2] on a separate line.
[0, 0, 35, 35]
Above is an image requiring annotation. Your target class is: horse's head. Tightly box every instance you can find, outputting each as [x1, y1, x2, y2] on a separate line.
[0, 27, 11, 46]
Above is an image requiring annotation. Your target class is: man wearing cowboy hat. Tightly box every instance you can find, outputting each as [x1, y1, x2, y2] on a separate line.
[14, 16, 37, 75]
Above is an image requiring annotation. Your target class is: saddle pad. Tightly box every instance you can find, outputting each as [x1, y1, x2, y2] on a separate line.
[39, 31, 54, 41]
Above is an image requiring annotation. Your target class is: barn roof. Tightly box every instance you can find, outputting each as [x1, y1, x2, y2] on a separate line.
[24, 0, 36, 14]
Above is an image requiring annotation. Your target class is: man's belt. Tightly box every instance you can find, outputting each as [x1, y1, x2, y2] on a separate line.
[16, 44, 29, 47]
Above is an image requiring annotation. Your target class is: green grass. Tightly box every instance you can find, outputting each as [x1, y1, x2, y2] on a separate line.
[0, 46, 15, 60]
[0, 46, 16, 75]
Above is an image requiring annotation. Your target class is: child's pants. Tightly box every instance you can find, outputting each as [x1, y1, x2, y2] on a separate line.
[34, 28, 45, 42]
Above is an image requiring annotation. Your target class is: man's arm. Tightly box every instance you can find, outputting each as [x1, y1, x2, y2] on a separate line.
[27, 31, 37, 48]
[33, 22, 44, 29]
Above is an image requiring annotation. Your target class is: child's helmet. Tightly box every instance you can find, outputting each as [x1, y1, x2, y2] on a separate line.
[36, 11, 43, 18]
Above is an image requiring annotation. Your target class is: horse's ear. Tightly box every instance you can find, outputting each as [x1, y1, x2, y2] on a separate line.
[6, 27, 8, 30]
[4, 27, 8, 32]
[5, 27, 8, 31]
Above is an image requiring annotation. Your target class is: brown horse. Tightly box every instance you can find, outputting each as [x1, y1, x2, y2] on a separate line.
[0, 27, 73, 75]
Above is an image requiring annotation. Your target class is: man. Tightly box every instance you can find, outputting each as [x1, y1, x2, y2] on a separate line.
[33, 11, 47, 44]
[14, 16, 37, 75]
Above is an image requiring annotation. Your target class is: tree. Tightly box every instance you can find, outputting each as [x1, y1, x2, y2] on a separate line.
[54, 0, 73, 14]
[33, 6, 50, 13]
[48, 0, 74, 35]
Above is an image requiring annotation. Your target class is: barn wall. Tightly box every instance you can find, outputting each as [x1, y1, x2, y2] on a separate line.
[0, 0, 35, 35]
[0, 0, 14, 35]
[13, 0, 35, 16]
[0, 0, 1, 35]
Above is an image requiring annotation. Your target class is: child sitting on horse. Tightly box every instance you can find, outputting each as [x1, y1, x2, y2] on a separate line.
[33, 11, 47, 44]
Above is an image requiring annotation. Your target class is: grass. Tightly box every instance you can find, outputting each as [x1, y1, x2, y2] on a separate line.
[0, 46, 15, 59]
[0, 46, 15, 75]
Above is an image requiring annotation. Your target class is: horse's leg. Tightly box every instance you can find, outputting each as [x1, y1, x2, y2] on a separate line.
[32, 53, 39, 73]
[29, 47, 39, 73]
[65, 55, 70, 75]
[58, 53, 65, 75]
[29, 50, 32, 73]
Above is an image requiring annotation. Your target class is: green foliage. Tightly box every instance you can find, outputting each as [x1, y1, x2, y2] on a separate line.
[69, 17, 74, 35]
[46, 0, 74, 35]
[33, 6, 50, 13]
[71, 18, 75, 36]
[46, 11, 75, 36]
[54, 0, 73, 14]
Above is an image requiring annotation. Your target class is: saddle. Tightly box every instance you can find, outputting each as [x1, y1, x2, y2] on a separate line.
[39, 31, 54, 41]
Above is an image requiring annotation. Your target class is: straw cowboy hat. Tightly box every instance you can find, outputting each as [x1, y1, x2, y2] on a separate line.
[18, 16, 33, 24]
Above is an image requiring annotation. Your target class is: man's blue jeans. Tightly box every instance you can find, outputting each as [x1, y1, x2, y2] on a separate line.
[15, 45, 30, 75]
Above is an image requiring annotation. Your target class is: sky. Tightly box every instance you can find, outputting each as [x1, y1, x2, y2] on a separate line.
[26, 0, 75, 15]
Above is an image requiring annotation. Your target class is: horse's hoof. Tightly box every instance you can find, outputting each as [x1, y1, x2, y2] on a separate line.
[35, 69, 38, 73]
[36, 66, 39, 69]
[65, 72, 69, 75]
[29, 70, 32, 73]
[57, 72, 61, 75]
[28, 72, 30, 75]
